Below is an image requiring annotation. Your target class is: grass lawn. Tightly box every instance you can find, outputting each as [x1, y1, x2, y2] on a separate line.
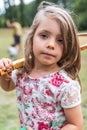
[0, 29, 87, 130]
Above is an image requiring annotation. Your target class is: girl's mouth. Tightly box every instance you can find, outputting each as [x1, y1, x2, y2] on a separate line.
[42, 52, 55, 57]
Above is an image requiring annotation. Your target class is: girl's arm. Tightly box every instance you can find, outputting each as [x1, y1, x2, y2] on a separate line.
[0, 75, 15, 91]
[61, 105, 83, 130]
[0, 58, 15, 91]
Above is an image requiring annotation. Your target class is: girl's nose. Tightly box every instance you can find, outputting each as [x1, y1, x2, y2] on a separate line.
[47, 42, 55, 50]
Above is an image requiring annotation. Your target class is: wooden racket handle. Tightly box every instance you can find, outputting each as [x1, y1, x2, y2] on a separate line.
[77, 33, 87, 36]
[0, 58, 24, 76]
[0, 44, 87, 76]
[80, 44, 87, 51]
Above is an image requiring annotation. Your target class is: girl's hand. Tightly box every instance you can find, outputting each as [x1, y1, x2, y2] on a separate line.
[0, 58, 12, 70]
[0, 58, 13, 79]
[26, 126, 33, 130]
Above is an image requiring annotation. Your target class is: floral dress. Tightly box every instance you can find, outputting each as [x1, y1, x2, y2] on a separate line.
[12, 70, 81, 130]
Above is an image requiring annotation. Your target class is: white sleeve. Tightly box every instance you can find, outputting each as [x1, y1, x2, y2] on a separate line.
[12, 69, 18, 85]
[60, 81, 81, 108]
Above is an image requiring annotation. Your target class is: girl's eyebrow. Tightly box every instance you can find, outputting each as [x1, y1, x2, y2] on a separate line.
[39, 29, 50, 33]
[39, 29, 62, 36]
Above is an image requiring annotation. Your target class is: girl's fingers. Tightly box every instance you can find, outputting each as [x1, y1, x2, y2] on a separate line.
[26, 126, 33, 130]
[0, 58, 13, 70]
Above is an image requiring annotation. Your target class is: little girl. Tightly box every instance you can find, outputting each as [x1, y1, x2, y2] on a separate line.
[0, 1, 83, 130]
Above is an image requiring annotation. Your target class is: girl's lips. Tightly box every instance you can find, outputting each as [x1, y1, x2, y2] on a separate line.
[42, 52, 55, 57]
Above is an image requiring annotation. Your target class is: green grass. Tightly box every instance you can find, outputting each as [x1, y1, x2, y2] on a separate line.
[0, 28, 25, 59]
[0, 28, 25, 130]
[0, 29, 87, 130]
[0, 89, 20, 130]
[80, 51, 87, 130]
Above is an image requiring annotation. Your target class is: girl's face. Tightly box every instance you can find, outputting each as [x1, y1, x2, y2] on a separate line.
[33, 16, 63, 68]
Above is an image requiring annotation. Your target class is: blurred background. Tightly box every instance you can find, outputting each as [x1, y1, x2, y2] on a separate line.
[0, 0, 87, 30]
[0, 0, 87, 130]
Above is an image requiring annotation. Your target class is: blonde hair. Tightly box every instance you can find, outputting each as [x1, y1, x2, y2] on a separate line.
[22, 1, 81, 80]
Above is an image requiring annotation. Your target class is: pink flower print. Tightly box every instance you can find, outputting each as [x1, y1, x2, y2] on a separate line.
[34, 85, 38, 90]
[18, 95, 22, 102]
[45, 89, 52, 96]
[32, 113, 36, 118]
[56, 90, 61, 103]
[42, 102, 55, 113]
[34, 78, 40, 82]
[23, 77, 27, 82]
[63, 79, 69, 83]
[58, 121, 68, 129]
[49, 73, 64, 87]
[16, 79, 21, 86]
[38, 122, 49, 130]
[23, 86, 32, 95]
[19, 112, 24, 127]
[31, 121, 34, 127]
[24, 111, 29, 116]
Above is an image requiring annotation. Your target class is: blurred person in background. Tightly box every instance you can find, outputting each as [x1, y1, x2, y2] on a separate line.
[6, 19, 22, 59]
